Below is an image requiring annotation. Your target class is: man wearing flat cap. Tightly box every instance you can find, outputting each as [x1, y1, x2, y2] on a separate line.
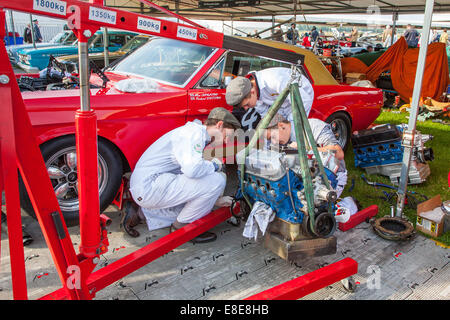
[225, 67, 314, 131]
[122, 108, 241, 243]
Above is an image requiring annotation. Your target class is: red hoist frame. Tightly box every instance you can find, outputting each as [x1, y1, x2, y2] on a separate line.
[0, 0, 357, 300]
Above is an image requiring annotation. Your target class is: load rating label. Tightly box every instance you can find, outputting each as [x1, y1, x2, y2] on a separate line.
[89, 6, 117, 25]
[177, 26, 198, 41]
[33, 0, 67, 16]
[137, 17, 161, 33]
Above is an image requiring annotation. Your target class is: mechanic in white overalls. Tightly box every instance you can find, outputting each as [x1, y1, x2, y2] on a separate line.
[226, 67, 314, 131]
[264, 115, 347, 198]
[122, 108, 241, 243]
[226, 68, 347, 197]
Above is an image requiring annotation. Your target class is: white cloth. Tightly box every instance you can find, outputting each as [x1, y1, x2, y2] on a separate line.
[334, 197, 358, 223]
[115, 78, 159, 93]
[130, 120, 226, 230]
[243, 201, 275, 241]
[251, 67, 314, 121]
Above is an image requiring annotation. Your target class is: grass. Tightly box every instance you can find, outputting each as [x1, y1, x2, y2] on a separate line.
[341, 109, 450, 246]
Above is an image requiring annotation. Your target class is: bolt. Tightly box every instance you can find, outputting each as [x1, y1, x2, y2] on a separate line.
[0, 75, 10, 84]
[83, 30, 92, 38]
[92, 257, 100, 264]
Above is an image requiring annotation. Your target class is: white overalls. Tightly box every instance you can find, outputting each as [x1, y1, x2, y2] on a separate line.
[129, 120, 226, 231]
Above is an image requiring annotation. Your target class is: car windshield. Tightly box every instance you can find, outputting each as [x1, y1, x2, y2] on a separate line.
[109, 38, 215, 86]
[61, 32, 77, 45]
[49, 32, 69, 44]
[121, 36, 150, 53]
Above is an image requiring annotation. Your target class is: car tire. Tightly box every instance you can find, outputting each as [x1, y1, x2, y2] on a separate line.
[325, 112, 352, 151]
[19, 136, 123, 227]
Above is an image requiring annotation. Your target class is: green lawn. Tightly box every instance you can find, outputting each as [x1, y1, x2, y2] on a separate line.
[341, 110, 450, 246]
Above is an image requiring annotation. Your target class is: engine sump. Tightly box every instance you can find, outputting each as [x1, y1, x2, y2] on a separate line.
[263, 218, 337, 262]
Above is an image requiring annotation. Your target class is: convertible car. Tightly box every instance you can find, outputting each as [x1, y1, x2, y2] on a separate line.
[20, 36, 383, 225]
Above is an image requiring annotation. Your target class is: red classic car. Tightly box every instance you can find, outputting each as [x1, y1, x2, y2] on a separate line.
[20, 36, 383, 225]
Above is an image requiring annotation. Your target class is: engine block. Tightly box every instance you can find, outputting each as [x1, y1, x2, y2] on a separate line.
[352, 124, 433, 185]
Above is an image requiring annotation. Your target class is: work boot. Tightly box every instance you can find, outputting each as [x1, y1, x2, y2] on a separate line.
[120, 201, 143, 238]
[170, 220, 217, 244]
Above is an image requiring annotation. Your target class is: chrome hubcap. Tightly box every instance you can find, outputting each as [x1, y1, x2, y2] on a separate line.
[46, 147, 108, 212]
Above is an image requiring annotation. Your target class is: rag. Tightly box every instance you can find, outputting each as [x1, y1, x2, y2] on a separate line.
[243, 201, 275, 241]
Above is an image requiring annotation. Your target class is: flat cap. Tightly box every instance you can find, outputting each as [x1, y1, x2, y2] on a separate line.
[225, 76, 252, 106]
[267, 113, 287, 128]
[208, 107, 241, 129]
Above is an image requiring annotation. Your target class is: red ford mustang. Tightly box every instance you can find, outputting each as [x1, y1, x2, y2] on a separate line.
[20, 36, 383, 225]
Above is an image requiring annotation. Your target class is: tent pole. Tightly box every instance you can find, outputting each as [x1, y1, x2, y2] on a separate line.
[395, 0, 435, 218]
[391, 10, 398, 46]
[9, 10, 16, 45]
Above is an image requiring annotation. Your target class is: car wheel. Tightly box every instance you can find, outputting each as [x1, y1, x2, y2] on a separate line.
[19, 136, 123, 227]
[325, 112, 352, 151]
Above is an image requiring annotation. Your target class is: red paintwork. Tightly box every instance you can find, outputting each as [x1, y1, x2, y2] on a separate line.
[245, 258, 358, 300]
[322, 37, 352, 47]
[338, 205, 378, 232]
[40, 204, 235, 300]
[21, 47, 383, 171]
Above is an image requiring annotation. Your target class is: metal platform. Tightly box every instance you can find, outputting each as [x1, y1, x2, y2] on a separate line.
[1, 205, 448, 300]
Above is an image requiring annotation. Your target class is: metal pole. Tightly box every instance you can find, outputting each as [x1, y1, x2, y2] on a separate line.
[29, 14, 36, 49]
[9, 10, 16, 45]
[79, 41, 91, 112]
[391, 11, 398, 47]
[4, 13, 9, 45]
[103, 27, 109, 67]
[396, 0, 434, 218]
[272, 16, 275, 37]
[102, 1, 109, 67]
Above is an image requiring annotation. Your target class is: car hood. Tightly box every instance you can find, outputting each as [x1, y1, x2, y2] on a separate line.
[18, 45, 76, 55]
[8, 42, 54, 53]
[58, 50, 125, 63]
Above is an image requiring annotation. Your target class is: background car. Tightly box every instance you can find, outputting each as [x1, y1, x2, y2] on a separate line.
[16, 30, 137, 72]
[56, 34, 152, 73]
[8, 30, 76, 66]
[19, 36, 383, 226]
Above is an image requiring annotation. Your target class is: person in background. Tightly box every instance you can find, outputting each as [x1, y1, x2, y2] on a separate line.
[350, 27, 359, 47]
[286, 23, 299, 45]
[430, 29, 440, 43]
[33, 19, 43, 43]
[23, 24, 32, 43]
[253, 29, 261, 39]
[440, 29, 448, 46]
[382, 25, 392, 47]
[301, 32, 311, 48]
[310, 26, 319, 46]
[273, 27, 284, 42]
[404, 24, 420, 48]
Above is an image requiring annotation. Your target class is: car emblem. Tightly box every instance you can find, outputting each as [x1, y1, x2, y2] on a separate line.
[199, 33, 208, 40]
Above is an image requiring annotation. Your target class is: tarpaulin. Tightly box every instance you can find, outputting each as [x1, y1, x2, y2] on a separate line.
[341, 37, 450, 102]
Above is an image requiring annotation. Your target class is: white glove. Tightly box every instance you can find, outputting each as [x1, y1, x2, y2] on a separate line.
[211, 157, 223, 172]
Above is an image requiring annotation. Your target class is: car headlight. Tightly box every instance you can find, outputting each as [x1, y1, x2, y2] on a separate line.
[19, 54, 32, 64]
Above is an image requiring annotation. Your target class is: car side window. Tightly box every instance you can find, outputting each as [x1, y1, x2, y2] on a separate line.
[199, 58, 225, 88]
[224, 51, 291, 76]
[109, 35, 126, 47]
